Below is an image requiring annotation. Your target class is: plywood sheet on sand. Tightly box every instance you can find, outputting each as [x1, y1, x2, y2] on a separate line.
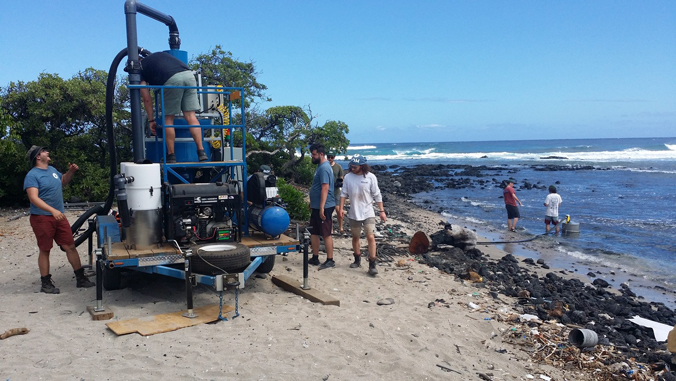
[241, 232, 299, 248]
[106, 304, 234, 336]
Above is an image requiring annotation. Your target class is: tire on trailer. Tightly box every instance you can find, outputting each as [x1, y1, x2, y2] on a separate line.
[103, 266, 122, 291]
[191, 242, 251, 274]
[255, 255, 276, 274]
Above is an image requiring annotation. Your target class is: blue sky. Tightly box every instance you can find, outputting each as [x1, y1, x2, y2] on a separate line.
[1, 1, 674, 143]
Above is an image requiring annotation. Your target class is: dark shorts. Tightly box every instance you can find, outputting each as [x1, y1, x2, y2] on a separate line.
[309, 207, 334, 237]
[30, 214, 74, 251]
[505, 204, 520, 219]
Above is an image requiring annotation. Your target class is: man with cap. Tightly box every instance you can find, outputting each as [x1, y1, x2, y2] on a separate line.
[327, 153, 345, 235]
[23, 146, 95, 294]
[307, 143, 336, 270]
[503, 179, 523, 232]
[544, 185, 563, 234]
[139, 51, 208, 164]
[338, 154, 386, 275]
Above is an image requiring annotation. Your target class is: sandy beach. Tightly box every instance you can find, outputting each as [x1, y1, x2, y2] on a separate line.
[0, 199, 670, 380]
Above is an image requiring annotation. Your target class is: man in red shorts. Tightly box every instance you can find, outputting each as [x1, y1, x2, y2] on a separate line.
[23, 145, 95, 294]
[503, 179, 523, 232]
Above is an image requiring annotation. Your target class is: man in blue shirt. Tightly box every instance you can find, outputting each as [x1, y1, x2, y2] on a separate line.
[23, 146, 95, 294]
[307, 143, 336, 269]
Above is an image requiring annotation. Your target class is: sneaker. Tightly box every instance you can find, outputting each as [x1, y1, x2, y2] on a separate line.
[318, 259, 335, 270]
[368, 260, 378, 275]
[40, 274, 60, 294]
[197, 149, 208, 162]
[308, 256, 320, 266]
[166, 153, 177, 164]
[349, 254, 361, 268]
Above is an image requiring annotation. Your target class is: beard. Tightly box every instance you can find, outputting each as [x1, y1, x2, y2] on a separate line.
[311, 157, 320, 164]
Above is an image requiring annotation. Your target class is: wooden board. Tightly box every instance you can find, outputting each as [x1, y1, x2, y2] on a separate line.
[271, 275, 340, 306]
[241, 233, 299, 248]
[106, 304, 234, 336]
[107, 242, 181, 260]
[87, 305, 115, 321]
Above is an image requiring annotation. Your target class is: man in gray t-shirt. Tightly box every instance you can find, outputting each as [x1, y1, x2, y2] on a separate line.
[307, 143, 335, 270]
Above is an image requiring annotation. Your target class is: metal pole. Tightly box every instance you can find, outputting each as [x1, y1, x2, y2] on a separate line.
[183, 249, 197, 318]
[301, 229, 311, 290]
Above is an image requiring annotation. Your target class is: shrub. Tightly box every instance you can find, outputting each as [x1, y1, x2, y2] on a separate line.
[277, 178, 309, 221]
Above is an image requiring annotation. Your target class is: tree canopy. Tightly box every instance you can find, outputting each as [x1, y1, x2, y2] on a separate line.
[0, 49, 349, 206]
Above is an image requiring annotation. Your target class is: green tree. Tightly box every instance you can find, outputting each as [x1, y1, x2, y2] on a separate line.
[0, 69, 130, 205]
[190, 46, 271, 108]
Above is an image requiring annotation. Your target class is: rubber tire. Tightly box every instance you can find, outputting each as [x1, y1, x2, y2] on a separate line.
[191, 242, 251, 274]
[103, 266, 122, 291]
[255, 255, 276, 274]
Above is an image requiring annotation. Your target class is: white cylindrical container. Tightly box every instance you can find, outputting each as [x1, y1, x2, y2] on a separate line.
[119, 162, 161, 210]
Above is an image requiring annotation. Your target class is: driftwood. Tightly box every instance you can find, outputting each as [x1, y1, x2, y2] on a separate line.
[0, 327, 30, 339]
[8, 211, 28, 221]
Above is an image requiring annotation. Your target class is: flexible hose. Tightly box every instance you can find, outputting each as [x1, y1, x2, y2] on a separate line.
[71, 47, 149, 247]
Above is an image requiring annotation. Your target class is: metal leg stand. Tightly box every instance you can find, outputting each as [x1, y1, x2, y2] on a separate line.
[94, 248, 105, 312]
[183, 249, 198, 318]
[301, 229, 311, 290]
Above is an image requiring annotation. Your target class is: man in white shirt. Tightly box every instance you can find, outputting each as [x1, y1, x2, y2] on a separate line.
[338, 155, 386, 275]
[544, 185, 563, 234]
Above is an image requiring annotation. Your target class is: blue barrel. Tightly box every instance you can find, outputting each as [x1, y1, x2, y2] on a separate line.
[249, 206, 290, 237]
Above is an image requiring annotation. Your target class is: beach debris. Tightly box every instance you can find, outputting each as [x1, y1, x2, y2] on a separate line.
[7, 211, 28, 221]
[436, 362, 461, 374]
[628, 315, 673, 341]
[467, 302, 480, 310]
[429, 223, 477, 251]
[0, 327, 30, 340]
[376, 298, 395, 306]
[427, 299, 450, 308]
[409, 231, 430, 254]
[468, 271, 483, 283]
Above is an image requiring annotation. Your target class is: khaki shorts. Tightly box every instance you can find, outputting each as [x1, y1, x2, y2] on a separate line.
[349, 217, 376, 237]
[162, 71, 200, 115]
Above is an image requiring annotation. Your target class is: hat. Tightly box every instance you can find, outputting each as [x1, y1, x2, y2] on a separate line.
[549, 185, 557, 192]
[327, 153, 336, 158]
[505, 179, 514, 184]
[349, 154, 367, 166]
[26, 145, 46, 165]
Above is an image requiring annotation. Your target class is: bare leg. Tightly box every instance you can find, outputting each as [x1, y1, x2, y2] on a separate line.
[366, 234, 377, 261]
[183, 111, 204, 151]
[38, 250, 51, 277]
[545, 223, 550, 233]
[310, 235, 321, 256]
[352, 235, 361, 255]
[337, 213, 344, 233]
[323, 235, 333, 260]
[63, 244, 83, 271]
[507, 219, 513, 231]
[513, 217, 519, 230]
[164, 115, 176, 154]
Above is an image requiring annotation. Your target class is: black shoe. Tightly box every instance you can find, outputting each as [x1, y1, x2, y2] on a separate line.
[368, 259, 378, 275]
[349, 254, 361, 268]
[197, 149, 208, 162]
[308, 256, 320, 266]
[40, 274, 60, 294]
[74, 268, 95, 288]
[318, 259, 335, 270]
[166, 153, 177, 163]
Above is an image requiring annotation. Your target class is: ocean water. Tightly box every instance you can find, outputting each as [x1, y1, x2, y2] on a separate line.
[343, 137, 676, 302]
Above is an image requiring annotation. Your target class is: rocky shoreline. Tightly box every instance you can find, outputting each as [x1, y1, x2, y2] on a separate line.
[369, 164, 676, 377]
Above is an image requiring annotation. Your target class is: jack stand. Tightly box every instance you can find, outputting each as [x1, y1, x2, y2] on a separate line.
[182, 249, 198, 318]
[301, 228, 311, 290]
[89, 247, 114, 320]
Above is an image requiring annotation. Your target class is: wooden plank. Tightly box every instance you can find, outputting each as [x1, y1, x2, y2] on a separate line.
[271, 275, 340, 306]
[241, 233, 300, 248]
[87, 305, 115, 321]
[106, 304, 234, 336]
[107, 242, 129, 260]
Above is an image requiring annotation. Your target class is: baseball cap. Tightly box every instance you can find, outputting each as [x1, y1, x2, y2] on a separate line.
[349, 154, 367, 166]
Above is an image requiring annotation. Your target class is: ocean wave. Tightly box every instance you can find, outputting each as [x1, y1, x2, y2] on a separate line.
[348, 145, 377, 150]
[361, 147, 676, 163]
[666, 144, 676, 151]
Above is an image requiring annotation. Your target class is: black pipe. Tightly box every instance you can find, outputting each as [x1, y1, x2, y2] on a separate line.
[124, 0, 180, 162]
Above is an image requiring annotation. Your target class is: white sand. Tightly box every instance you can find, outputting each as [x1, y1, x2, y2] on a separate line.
[0, 208, 589, 380]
